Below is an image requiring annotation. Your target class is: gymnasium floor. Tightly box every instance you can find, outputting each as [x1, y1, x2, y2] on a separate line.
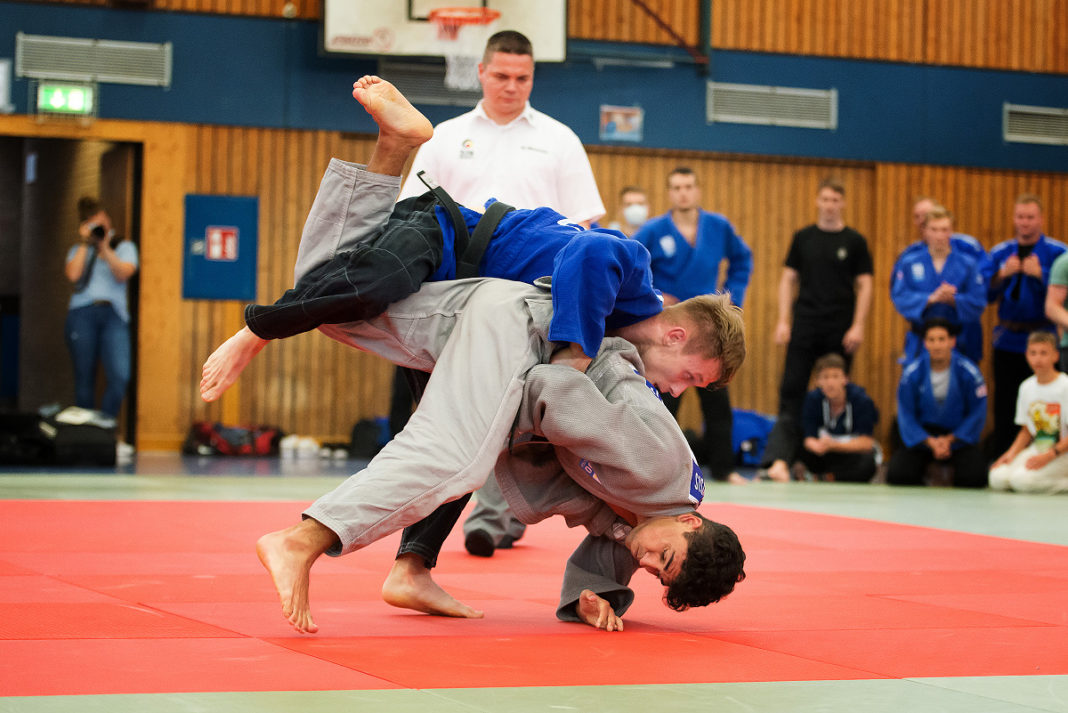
[1, 453, 1066, 713]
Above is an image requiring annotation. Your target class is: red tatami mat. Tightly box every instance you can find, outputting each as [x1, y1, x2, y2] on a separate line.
[1, 499, 1066, 696]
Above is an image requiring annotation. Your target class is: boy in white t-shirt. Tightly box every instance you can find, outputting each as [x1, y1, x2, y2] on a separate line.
[989, 331, 1068, 493]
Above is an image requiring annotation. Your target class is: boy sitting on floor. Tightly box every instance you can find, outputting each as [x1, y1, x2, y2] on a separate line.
[990, 330, 1068, 494]
[763, 353, 879, 482]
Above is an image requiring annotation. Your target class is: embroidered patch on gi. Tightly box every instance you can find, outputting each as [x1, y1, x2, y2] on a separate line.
[635, 369, 663, 401]
[459, 138, 474, 159]
[689, 460, 705, 506]
[659, 235, 677, 257]
[911, 262, 925, 280]
[578, 458, 603, 484]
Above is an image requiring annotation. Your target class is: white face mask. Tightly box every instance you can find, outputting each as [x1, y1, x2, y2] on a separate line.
[623, 202, 649, 226]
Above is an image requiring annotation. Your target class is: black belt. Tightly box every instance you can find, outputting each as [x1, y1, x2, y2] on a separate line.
[1001, 320, 1049, 333]
[417, 170, 515, 279]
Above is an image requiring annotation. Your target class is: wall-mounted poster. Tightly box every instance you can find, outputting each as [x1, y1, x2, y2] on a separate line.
[600, 105, 644, 143]
[182, 194, 258, 300]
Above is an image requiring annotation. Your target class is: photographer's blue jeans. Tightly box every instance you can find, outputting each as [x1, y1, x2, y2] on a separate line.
[64, 303, 130, 417]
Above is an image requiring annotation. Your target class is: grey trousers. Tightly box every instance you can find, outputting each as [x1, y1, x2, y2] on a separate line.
[292, 158, 400, 282]
[463, 474, 527, 544]
[292, 161, 551, 555]
[310, 277, 545, 555]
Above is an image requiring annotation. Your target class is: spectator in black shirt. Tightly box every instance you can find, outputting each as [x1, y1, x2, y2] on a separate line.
[761, 179, 874, 481]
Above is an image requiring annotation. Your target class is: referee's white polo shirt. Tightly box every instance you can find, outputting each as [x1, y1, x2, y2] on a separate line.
[399, 101, 605, 225]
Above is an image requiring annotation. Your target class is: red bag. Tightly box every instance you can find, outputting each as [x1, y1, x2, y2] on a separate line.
[182, 422, 283, 456]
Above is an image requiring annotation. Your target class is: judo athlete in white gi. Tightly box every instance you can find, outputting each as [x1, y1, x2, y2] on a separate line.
[201, 77, 747, 634]
[989, 331, 1068, 493]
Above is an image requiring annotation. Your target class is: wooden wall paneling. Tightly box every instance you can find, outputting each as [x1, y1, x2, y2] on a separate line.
[276, 129, 302, 431]
[1053, 0, 1068, 74]
[20, 0, 321, 19]
[807, 0, 827, 57]
[709, 0, 926, 63]
[185, 127, 216, 429]
[256, 127, 282, 427]
[769, 0, 788, 54]
[135, 122, 190, 449]
[924, 0, 1068, 72]
[1001, 0, 1021, 70]
[29, 0, 1068, 71]
[707, 0, 1068, 71]
[569, 0, 700, 46]
[926, 0, 951, 67]
[713, 0, 739, 50]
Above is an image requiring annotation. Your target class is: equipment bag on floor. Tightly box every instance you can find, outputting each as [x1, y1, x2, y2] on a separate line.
[0, 408, 116, 466]
[182, 422, 283, 456]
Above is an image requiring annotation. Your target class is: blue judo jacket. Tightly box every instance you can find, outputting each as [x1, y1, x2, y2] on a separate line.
[983, 235, 1067, 354]
[896, 351, 987, 449]
[892, 233, 989, 362]
[891, 247, 987, 363]
[432, 202, 664, 359]
[633, 210, 752, 307]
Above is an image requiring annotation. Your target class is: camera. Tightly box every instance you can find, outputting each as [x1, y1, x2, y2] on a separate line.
[89, 224, 107, 241]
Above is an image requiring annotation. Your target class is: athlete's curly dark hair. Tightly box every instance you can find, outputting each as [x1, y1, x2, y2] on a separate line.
[664, 515, 746, 611]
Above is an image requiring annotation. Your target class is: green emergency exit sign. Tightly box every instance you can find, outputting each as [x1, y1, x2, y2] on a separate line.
[36, 83, 96, 116]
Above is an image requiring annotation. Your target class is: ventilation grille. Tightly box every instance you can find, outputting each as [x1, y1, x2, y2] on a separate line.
[377, 59, 479, 108]
[707, 81, 837, 130]
[1004, 103, 1068, 146]
[16, 32, 171, 87]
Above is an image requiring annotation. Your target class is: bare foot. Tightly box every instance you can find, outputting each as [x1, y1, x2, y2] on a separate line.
[256, 521, 333, 633]
[381, 554, 484, 618]
[352, 75, 433, 147]
[764, 460, 791, 483]
[200, 327, 268, 402]
[726, 471, 749, 486]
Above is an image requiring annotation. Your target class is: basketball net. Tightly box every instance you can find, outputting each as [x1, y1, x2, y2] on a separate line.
[429, 7, 501, 92]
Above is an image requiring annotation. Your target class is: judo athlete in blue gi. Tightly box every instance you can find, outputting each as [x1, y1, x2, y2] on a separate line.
[982, 195, 1066, 455]
[633, 167, 753, 483]
[891, 207, 987, 364]
[896, 197, 990, 364]
[887, 319, 988, 488]
[201, 76, 747, 629]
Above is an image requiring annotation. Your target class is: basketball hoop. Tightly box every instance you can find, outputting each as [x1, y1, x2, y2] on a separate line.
[428, 6, 501, 92]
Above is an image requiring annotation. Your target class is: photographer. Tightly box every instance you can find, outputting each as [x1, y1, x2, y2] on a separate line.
[63, 196, 138, 419]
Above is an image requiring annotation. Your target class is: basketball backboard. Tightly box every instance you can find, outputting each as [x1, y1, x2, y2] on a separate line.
[322, 0, 567, 63]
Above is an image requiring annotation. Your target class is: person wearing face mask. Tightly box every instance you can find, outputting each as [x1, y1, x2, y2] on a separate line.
[606, 186, 650, 238]
[63, 196, 139, 419]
